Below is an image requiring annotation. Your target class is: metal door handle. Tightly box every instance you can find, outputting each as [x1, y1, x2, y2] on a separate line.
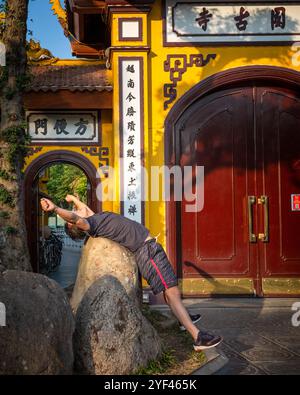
[258, 195, 269, 242]
[248, 196, 256, 243]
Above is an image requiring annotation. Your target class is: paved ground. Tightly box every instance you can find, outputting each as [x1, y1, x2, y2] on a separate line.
[152, 298, 300, 375]
[47, 256, 300, 375]
[49, 246, 80, 288]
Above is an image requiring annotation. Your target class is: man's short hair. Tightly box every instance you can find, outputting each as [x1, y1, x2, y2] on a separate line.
[64, 222, 86, 241]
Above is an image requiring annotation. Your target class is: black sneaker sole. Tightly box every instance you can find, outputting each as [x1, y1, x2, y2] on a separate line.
[179, 315, 202, 331]
[193, 337, 223, 351]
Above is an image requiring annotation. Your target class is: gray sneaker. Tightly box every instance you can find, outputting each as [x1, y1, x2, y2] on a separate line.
[193, 331, 223, 351]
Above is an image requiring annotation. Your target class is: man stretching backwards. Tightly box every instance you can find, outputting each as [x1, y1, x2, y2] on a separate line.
[40, 195, 222, 351]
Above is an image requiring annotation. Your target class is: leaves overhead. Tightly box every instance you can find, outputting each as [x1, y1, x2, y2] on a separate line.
[45, 164, 87, 206]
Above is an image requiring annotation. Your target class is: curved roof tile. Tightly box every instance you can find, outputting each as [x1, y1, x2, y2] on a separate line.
[28, 65, 112, 92]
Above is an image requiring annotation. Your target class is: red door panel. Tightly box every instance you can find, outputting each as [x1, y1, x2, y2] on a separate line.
[176, 83, 300, 294]
[257, 87, 300, 277]
[179, 88, 257, 278]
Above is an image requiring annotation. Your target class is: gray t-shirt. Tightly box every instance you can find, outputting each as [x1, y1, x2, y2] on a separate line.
[86, 212, 149, 252]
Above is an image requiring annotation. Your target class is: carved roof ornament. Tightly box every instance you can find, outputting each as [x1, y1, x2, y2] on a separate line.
[49, 1, 105, 58]
[49, 0, 67, 21]
[49, 0, 70, 38]
[27, 39, 59, 65]
[0, 11, 59, 65]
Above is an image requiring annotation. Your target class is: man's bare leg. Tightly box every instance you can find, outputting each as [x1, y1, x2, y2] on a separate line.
[163, 286, 199, 341]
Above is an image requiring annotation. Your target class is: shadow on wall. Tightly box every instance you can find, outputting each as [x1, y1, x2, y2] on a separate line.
[183, 261, 251, 296]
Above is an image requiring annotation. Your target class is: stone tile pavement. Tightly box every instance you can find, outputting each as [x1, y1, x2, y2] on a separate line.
[151, 298, 300, 375]
[49, 246, 81, 288]
[48, 253, 300, 376]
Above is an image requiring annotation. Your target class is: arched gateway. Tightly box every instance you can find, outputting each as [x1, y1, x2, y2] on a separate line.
[165, 66, 300, 297]
[24, 151, 100, 272]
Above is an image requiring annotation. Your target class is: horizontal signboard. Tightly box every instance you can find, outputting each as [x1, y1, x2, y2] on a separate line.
[27, 111, 99, 145]
[165, 1, 300, 44]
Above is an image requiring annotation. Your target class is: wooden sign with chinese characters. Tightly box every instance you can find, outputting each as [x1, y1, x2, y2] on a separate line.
[165, 0, 300, 45]
[27, 111, 99, 145]
[291, 194, 300, 211]
[119, 58, 144, 224]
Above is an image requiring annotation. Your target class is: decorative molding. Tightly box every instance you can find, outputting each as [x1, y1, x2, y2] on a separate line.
[26, 146, 43, 157]
[263, 278, 300, 295]
[163, 53, 217, 109]
[105, 46, 150, 69]
[179, 278, 255, 296]
[118, 17, 143, 41]
[81, 146, 110, 176]
[49, 0, 66, 21]
[49, 0, 69, 37]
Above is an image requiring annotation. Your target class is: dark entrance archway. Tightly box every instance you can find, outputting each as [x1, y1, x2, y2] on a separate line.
[24, 150, 100, 272]
[165, 66, 300, 297]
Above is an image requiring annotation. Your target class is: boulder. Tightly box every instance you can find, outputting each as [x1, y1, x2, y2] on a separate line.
[0, 270, 75, 375]
[71, 237, 142, 312]
[74, 275, 162, 375]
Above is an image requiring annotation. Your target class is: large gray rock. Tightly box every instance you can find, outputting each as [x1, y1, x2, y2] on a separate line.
[0, 270, 75, 375]
[71, 237, 141, 312]
[74, 275, 162, 375]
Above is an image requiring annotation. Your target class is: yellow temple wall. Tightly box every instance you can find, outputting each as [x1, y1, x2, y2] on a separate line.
[138, 0, 300, 248]
[24, 0, 300, 251]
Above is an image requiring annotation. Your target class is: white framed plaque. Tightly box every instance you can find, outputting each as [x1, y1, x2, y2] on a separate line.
[119, 57, 144, 224]
[27, 110, 100, 145]
[165, 0, 300, 45]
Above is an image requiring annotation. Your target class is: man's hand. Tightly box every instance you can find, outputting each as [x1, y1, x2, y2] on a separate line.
[40, 198, 56, 212]
[65, 194, 76, 203]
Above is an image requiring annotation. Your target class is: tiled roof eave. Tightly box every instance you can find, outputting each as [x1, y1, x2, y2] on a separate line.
[28, 64, 112, 93]
[26, 85, 113, 93]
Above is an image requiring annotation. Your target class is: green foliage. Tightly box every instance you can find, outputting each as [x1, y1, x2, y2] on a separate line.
[135, 350, 177, 375]
[0, 72, 31, 99]
[190, 349, 207, 365]
[0, 211, 9, 219]
[139, 305, 207, 375]
[0, 67, 8, 91]
[16, 72, 32, 92]
[3, 226, 17, 235]
[0, 211, 10, 220]
[2, 123, 31, 170]
[46, 164, 87, 206]
[0, 184, 14, 207]
[0, 169, 13, 181]
[4, 87, 17, 100]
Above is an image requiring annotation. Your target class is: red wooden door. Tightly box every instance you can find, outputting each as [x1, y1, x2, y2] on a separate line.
[256, 86, 300, 281]
[178, 84, 300, 295]
[179, 87, 257, 282]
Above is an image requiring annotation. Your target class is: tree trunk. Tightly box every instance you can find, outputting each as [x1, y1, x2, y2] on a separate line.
[0, 0, 31, 271]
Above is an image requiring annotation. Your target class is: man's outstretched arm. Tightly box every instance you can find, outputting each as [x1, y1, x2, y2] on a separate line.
[65, 194, 95, 217]
[40, 198, 90, 231]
